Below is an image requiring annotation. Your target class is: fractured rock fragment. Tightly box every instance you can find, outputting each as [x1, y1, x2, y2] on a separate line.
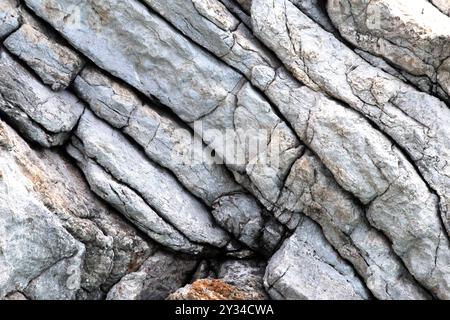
[264, 217, 370, 300]
[4, 23, 85, 90]
[275, 150, 429, 299]
[73, 67, 242, 207]
[106, 251, 198, 300]
[0, 0, 20, 39]
[128, 0, 437, 300]
[0, 118, 152, 299]
[252, 0, 450, 247]
[327, 0, 450, 101]
[262, 68, 450, 299]
[0, 48, 84, 147]
[67, 109, 230, 254]
[167, 279, 263, 300]
[0, 122, 84, 299]
[73, 66, 286, 254]
[24, 0, 302, 211]
[217, 259, 268, 299]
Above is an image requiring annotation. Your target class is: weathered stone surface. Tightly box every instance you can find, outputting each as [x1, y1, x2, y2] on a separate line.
[252, 0, 450, 241]
[24, 0, 242, 123]
[0, 118, 152, 299]
[0, 0, 20, 39]
[327, 0, 450, 100]
[217, 259, 268, 299]
[275, 150, 429, 299]
[167, 279, 262, 300]
[106, 251, 198, 300]
[0, 48, 84, 147]
[235, 0, 252, 13]
[212, 194, 265, 250]
[262, 68, 450, 299]
[146, 0, 446, 299]
[431, 0, 450, 16]
[4, 24, 85, 90]
[142, 0, 279, 83]
[219, 0, 252, 27]
[67, 109, 230, 254]
[3, 292, 28, 300]
[265, 217, 370, 300]
[72, 68, 286, 253]
[73, 67, 242, 207]
[0, 122, 84, 300]
[290, 0, 336, 33]
[24, 0, 302, 212]
[0, 0, 448, 301]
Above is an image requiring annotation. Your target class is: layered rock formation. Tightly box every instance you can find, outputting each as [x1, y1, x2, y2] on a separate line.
[0, 0, 449, 300]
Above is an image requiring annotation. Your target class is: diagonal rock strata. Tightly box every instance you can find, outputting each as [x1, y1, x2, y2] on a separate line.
[67, 109, 230, 254]
[0, 48, 84, 147]
[0, 0, 447, 301]
[264, 217, 370, 300]
[0, 0, 20, 39]
[251, 0, 450, 238]
[4, 23, 85, 91]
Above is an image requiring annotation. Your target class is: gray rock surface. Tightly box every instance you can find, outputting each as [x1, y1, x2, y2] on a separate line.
[106, 251, 198, 300]
[4, 23, 85, 90]
[73, 67, 242, 207]
[145, 0, 447, 299]
[252, 0, 450, 241]
[327, 0, 450, 101]
[290, 0, 336, 33]
[262, 68, 450, 299]
[23, 0, 302, 212]
[0, 48, 84, 147]
[74, 67, 288, 254]
[431, 0, 450, 16]
[0, 120, 84, 300]
[0, 0, 448, 301]
[67, 109, 230, 254]
[275, 150, 429, 299]
[0, 0, 20, 39]
[217, 259, 268, 299]
[264, 217, 370, 300]
[0, 118, 152, 299]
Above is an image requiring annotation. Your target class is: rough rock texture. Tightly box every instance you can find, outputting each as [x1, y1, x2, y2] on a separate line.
[0, 0, 20, 39]
[275, 151, 430, 299]
[0, 119, 151, 299]
[24, 0, 303, 212]
[264, 217, 370, 300]
[4, 23, 85, 90]
[327, 0, 450, 101]
[168, 279, 262, 300]
[72, 66, 285, 254]
[67, 109, 230, 254]
[431, 0, 450, 16]
[0, 48, 84, 147]
[0, 0, 449, 301]
[106, 251, 198, 300]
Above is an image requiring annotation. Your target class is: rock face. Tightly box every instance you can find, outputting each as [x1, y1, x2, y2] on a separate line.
[4, 23, 85, 90]
[168, 279, 263, 300]
[0, 119, 151, 299]
[264, 217, 370, 300]
[0, 0, 20, 39]
[327, 0, 450, 101]
[0, 0, 449, 301]
[106, 251, 198, 300]
[0, 48, 84, 147]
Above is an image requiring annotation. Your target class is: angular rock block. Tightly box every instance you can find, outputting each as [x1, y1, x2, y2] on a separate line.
[5, 24, 85, 90]
[0, 48, 84, 147]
